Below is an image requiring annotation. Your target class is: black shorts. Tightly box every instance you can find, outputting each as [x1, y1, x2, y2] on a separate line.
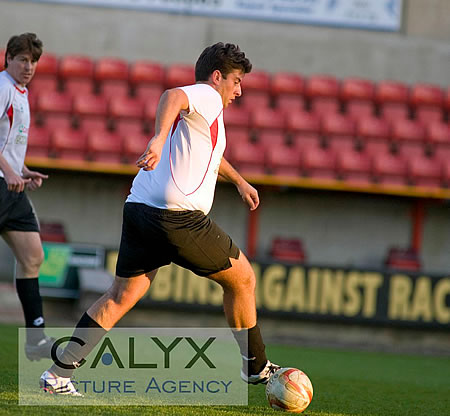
[0, 178, 40, 233]
[116, 202, 240, 278]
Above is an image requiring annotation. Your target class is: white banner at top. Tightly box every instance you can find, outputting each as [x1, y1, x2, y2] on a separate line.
[25, 0, 403, 31]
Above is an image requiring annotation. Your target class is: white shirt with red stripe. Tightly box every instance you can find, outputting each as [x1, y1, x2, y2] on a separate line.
[0, 70, 30, 178]
[127, 83, 225, 215]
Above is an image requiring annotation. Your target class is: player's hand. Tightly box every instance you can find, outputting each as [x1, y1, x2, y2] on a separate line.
[237, 181, 259, 211]
[136, 136, 165, 171]
[23, 170, 49, 191]
[4, 171, 32, 193]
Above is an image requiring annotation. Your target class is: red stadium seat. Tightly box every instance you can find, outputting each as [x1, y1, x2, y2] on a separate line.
[270, 237, 306, 263]
[241, 70, 270, 92]
[134, 84, 163, 101]
[109, 96, 144, 121]
[286, 111, 320, 134]
[414, 106, 444, 124]
[27, 124, 51, 158]
[274, 94, 305, 113]
[306, 75, 339, 98]
[230, 141, 266, 175]
[95, 57, 128, 81]
[380, 103, 410, 122]
[114, 119, 145, 136]
[410, 83, 444, 123]
[42, 114, 73, 131]
[335, 149, 372, 185]
[37, 91, 72, 114]
[357, 117, 391, 154]
[51, 128, 88, 161]
[407, 155, 442, 188]
[122, 133, 149, 163]
[385, 247, 421, 272]
[391, 119, 426, 157]
[271, 72, 304, 96]
[310, 97, 340, 116]
[341, 78, 375, 101]
[64, 78, 94, 96]
[372, 151, 407, 186]
[73, 93, 108, 130]
[238, 90, 271, 110]
[224, 127, 251, 161]
[410, 83, 444, 107]
[28, 77, 59, 95]
[95, 57, 130, 98]
[223, 106, 251, 129]
[301, 146, 336, 180]
[266, 144, 301, 177]
[165, 64, 195, 88]
[426, 122, 450, 160]
[322, 113, 356, 151]
[60, 55, 95, 79]
[36, 91, 73, 129]
[143, 95, 160, 122]
[251, 108, 285, 132]
[346, 100, 376, 120]
[291, 133, 321, 151]
[287, 111, 321, 148]
[129, 60, 165, 85]
[376, 80, 409, 104]
[257, 131, 287, 147]
[39, 221, 68, 243]
[59, 55, 95, 96]
[377, 80, 410, 121]
[87, 130, 123, 163]
[35, 53, 59, 77]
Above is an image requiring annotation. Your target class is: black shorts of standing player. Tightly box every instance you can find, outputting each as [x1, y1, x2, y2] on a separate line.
[0, 178, 40, 233]
[116, 202, 240, 278]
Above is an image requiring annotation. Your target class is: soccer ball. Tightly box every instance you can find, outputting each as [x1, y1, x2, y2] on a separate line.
[265, 367, 313, 413]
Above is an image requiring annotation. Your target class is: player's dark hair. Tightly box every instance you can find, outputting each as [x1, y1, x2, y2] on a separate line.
[5, 33, 43, 68]
[195, 42, 252, 81]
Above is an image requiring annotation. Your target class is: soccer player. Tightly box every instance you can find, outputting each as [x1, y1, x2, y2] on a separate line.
[0, 33, 52, 360]
[40, 42, 280, 395]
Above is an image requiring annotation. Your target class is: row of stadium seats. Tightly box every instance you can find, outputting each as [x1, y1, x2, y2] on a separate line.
[30, 89, 450, 161]
[270, 237, 422, 271]
[228, 142, 450, 189]
[27, 122, 450, 189]
[2, 49, 448, 123]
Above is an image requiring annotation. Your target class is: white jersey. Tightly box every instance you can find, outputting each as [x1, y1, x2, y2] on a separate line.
[0, 71, 30, 178]
[127, 83, 225, 215]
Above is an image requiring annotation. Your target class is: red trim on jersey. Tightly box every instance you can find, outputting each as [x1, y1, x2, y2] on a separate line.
[14, 85, 26, 94]
[6, 105, 13, 128]
[210, 117, 218, 150]
[170, 114, 182, 138]
[169, 110, 222, 197]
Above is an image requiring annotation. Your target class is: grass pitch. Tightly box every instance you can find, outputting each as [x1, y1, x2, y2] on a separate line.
[1, 324, 448, 415]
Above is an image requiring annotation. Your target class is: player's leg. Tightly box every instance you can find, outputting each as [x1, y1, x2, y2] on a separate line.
[171, 212, 280, 384]
[46, 271, 156, 375]
[208, 252, 280, 384]
[208, 251, 256, 329]
[41, 202, 167, 394]
[2, 230, 50, 353]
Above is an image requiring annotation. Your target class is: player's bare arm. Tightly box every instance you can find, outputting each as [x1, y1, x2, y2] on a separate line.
[136, 88, 189, 171]
[0, 153, 31, 192]
[22, 165, 48, 191]
[218, 157, 259, 210]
